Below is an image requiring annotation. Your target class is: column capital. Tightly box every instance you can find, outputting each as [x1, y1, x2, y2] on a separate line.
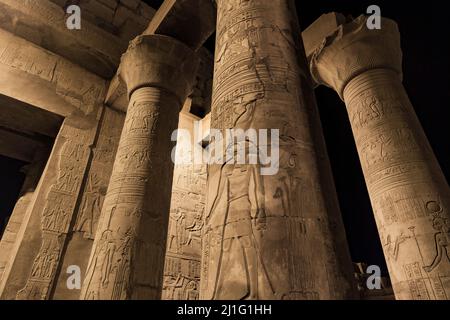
[308, 15, 403, 99]
[119, 34, 199, 103]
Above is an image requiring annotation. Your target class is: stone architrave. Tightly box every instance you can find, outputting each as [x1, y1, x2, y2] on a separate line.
[200, 0, 357, 300]
[308, 15, 450, 300]
[80, 35, 199, 300]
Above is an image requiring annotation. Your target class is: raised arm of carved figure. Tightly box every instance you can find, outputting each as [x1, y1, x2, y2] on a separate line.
[187, 219, 203, 231]
[423, 233, 444, 273]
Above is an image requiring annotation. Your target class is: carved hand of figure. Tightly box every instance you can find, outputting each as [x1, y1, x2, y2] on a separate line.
[255, 209, 267, 231]
[423, 265, 434, 273]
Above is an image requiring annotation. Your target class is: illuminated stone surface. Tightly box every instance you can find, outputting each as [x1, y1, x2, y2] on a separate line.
[200, 0, 356, 300]
[79, 34, 199, 299]
[307, 15, 450, 300]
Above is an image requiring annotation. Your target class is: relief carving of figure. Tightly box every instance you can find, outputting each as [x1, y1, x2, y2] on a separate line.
[61, 140, 85, 160]
[30, 239, 60, 280]
[111, 228, 134, 299]
[184, 280, 198, 300]
[16, 282, 48, 300]
[423, 213, 450, 272]
[31, 248, 49, 278]
[204, 143, 271, 299]
[54, 163, 80, 194]
[185, 211, 204, 246]
[126, 103, 158, 134]
[42, 197, 69, 233]
[168, 208, 187, 253]
[163, 274, 184, 300]
[384, 232, 410, 261]
[84, 230, 117, 299]
[75, 173, 105, 238]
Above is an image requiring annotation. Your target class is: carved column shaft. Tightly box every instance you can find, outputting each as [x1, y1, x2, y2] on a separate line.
[0, 116, 100, 300]
[200, 0, 356, 300]
[80, 35, 198, 300]
[310, 16, 450, 299]
[345, 69, 450, 299]
[0, 146, 49, 284]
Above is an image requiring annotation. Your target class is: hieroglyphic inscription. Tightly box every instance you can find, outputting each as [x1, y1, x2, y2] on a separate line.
[81, 83, 183, 300]
[162, 113, 207, 300]
[0, 30, 105, 115]
[201, 0, 355, 300]
[74, 108, 124, 240]
[403, 262, 430, 300]
[16, 123, 95, 299]
[16, 235, 60, 300]
[343, 68, 450, 299]
[82, 96, 163, 299]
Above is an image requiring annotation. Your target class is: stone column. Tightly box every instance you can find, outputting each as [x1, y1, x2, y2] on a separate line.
[200, 0, 357, 300]
[0, 116, 100, 300]
[80, 35, 198, 300]
[309, 15, 450, 299]
[0, 146, 49, 283]
[162, 110, 207, 300]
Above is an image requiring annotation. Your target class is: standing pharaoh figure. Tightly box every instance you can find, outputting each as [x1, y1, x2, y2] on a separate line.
[205, 143, 269, 299]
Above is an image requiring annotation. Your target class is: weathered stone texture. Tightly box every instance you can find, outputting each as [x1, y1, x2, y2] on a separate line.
[79, 35, 199, 300]
[201, 0, 356, 300]
[49, 0, 157, 42]
[0, 23, 107, 297]
[190, 48, 213, 116]
[0, 0, 446, 302]
[0, 0, 127, 78]
[106, 45, 214, 115]
[0, 29, 107, 118]
[308, 15, 450, 300]
[0, 114, 101, 300]
[162, 111, 207, 300]
[0, 148, 50, 284]
[52, 106, 124, 299]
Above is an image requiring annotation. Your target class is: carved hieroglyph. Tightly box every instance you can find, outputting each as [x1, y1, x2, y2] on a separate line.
[0, 147, 49, 284]
[200, 0, 356, 300]
[162, 112, 207, 300]
[16, 124, 93, 300]
[0, 29, 106, 117]
[309, 15, 450, 299]
[80, 35, 199, 300]
[48, 107, 124, 300]
[0, 117, 98, 300]
[74, 108, 124, 241]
